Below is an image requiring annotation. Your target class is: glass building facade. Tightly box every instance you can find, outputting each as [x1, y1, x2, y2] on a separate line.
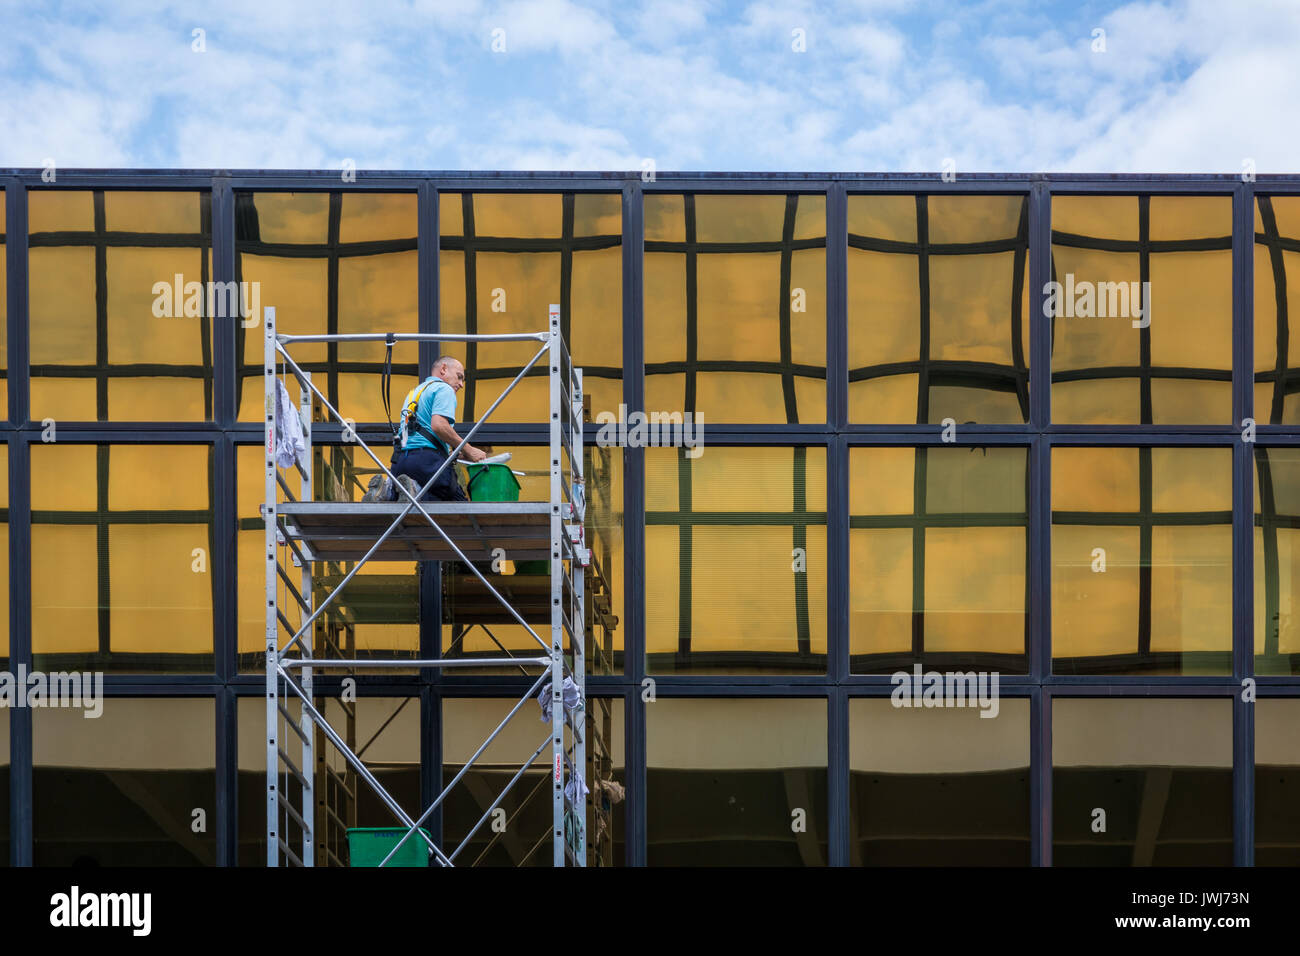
[1, 170, 1298, 866]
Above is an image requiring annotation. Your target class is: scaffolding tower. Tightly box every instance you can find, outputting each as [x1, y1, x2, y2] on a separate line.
[264, 304, 592, 867]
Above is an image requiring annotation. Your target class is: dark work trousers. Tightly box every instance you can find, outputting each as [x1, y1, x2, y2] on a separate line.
[391, 445, 468, 501]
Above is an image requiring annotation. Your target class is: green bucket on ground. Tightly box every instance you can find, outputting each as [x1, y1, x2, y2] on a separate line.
[346, 827, 433, 867]
[466, 463, 521, 502]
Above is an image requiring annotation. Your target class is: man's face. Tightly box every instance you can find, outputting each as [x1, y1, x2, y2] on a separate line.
[435, 360, 466, 391]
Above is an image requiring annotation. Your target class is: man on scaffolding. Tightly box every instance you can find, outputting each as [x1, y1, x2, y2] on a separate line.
[365, 355, 488, 502]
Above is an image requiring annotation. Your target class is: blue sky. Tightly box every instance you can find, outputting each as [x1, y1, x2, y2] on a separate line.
[0, 0, 1295, 172]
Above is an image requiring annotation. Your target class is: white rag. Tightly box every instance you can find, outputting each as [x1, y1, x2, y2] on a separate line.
[274, 379, 307, 469]
[537, 676, 583, 723]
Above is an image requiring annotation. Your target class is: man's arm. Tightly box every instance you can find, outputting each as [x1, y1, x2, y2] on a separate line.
[430, 414, 487, 462]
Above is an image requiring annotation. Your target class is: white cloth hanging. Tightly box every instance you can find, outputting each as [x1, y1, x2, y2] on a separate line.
[537, 676, 583, 723]
[274, 379, 307, 469]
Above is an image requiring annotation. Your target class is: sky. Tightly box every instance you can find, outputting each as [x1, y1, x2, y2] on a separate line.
[0, 0, 1295, 173]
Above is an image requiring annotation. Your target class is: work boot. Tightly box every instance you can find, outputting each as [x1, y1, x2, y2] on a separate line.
[396, 475, 421, 501]
[361, 474, 388, 502]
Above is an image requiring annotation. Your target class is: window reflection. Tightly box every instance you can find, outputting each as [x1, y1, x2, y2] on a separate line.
[237, 695, 419, 866]
[1255, 197, 1300, 423]
[849, 195, 1029, 423]
[646, 446, 826, 674]
[647, 698, 826, 866]
[32, 444, 215, 673]
[35, 698, 216, 865]
[443, 697, 624, 867]
[850, 698, 1029, 865]
[236, 192, 418, 424]
[1256, 699, 1300, 866]
[1053, 447, 1232, 675]
[29, 190, 213, 421]
[645, 194, 826, 424]
[1053, 698, 1232, 866]
[850, 446, 1028, 673]
[440, 193, 622, 424]
[1254, 447, 1300, 674]
[1051, 196, 1232, 424]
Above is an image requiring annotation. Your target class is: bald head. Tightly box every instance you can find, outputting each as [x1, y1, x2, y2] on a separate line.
[432, 356, 466, 391]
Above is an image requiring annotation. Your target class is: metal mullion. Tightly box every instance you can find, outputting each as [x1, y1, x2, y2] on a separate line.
[622, 181, 647, 865]
[1033, 685, 1052, 866]
[1233, 180, 1255, 865]
[8, 434, 31, 864]
[211, 177, 234, 427]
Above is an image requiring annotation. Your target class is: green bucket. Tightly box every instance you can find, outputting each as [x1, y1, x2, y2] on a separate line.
[346, 827, 433, 867]
[465, 462, 548, 575]
[466, 463, 521, 502]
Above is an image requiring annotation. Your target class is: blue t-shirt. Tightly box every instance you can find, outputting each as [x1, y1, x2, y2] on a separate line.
[400, 377, 458, 455]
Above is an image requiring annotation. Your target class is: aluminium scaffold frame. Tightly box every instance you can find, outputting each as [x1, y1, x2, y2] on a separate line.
[263, 303, 589, 867]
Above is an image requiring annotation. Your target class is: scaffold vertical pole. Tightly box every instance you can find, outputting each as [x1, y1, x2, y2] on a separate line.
[572, 366, 587, 863]
[264, 306, 279, 866]
[298, 373, 315, 867]
[549, 303, 565, 866]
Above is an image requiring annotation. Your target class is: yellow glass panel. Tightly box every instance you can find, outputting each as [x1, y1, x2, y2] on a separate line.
[644, 195, 685, 242]
[849, 374, 918, 423]
[926, 447, 1025, 514]
[249, 193, 329, 243]
[849, 528, 912, 655]
[1150, 250, 1231, 367]
[1253, 244, 1279, 373]
[1052, 524, 1140, 657]
[106, 247, 207, 362]
[472, 193, 561, 238]
[109, 444, 209, 510]
[1052, 447, 1140, 512]
[646, 446, 826, 673]
[847, 249, 917, 367]
[108, 523, 213, 654]
[847, 195, 916, 243]
[695, 194, 789, 242]
[685, 446, 825, 513]
[793, 195, 825, 241]
[1151, 447, 1231, 512]
[573, 193, 621, 237]
[790, 247, 827, 368]
[929, 251, 1019, 365]
[32, 525, 98, 654]
[927, 385, 1025, 424]
[849, 447, 913, 514]
[238, 256, 328, 418]
[339, 192, 416, 243]
[644, 371, 685, 420]
[1048, 249, 1141, 370]
[440, 192, 464, 236]
[336, 249, 419, 422]
[643, 253, 686, 364]
[686, 525, 826, 654]
[928, 195, 1023, 245]
[1052, 379, 1140, 425]
[32, 444, 98, 511]
[1149, 525, 1232, 656]
[1052, 196, 1138, 241]
[922, 526, 1025, 654]
[1150, 379, 1230, 425]
[105, 191, 199, 233]
[29, 190, 94, 232]
[1149, 196, 1231, 242]
[29, 247, 97, 365]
